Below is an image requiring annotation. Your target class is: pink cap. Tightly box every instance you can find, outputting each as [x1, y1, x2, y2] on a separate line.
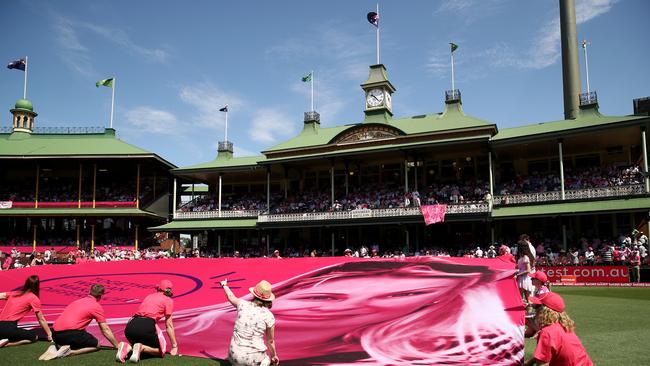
[157, 279, 173, 291]
[529, 292, 565, 312]
[529, 271, 548, 283]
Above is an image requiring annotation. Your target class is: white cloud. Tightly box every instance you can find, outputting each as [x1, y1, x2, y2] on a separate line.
[125, 106, 178, 134]
[179, 82, 245, 132]
[79, 22, 169, 63]
[248, 108, 296, 144]
[435, 0, 508, 23]
[234, 146, 259, 157]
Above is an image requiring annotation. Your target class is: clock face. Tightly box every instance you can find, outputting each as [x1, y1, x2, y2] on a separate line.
[366, 88, 384, 107]
[385, 92, 392, 109]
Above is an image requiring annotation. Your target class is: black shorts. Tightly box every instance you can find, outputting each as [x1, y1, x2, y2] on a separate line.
[0, 321, 37, 342]
[52, 329, 98, 350]
[125, 316, 160, 349]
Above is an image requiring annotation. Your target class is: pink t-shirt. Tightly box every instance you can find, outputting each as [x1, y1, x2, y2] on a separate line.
[135, 292, 173, 321]
[0, 291, 41, 321]
[53, 296, 106, 331]
[534, 322, 593, 366]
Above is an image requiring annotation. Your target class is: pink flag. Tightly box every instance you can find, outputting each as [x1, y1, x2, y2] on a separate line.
[421, 204, 447, 225]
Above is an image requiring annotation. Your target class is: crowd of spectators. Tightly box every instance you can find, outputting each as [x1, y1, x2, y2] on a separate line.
[0, 182, 149, 203]
[497, 164, 642, 196]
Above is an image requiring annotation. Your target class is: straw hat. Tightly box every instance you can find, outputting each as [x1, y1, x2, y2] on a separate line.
[249, 280, 275, 301]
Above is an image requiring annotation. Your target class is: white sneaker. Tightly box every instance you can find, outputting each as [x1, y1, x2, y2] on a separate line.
[129, 343, 142, 363]
[116, 342, 132, 363]
[0, 339, 8, 348]
[54, 345, 71, 359]
[39, 344, 58, 361]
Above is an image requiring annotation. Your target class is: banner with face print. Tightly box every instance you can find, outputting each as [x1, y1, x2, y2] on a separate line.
[0, 257, 524, 365]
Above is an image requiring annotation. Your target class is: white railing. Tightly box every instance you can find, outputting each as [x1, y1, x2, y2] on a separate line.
[258, 203, 489, 223]
[175, 210, 263, 219]
[494, 184, 646, 205]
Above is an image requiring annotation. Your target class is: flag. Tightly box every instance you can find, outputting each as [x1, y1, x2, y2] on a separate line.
[301, 72, 312, 82]
[450, 42, 459, 53]
[96, 78, 113, 87]
[7, 58, 26, 71]
[367, 11, 379, 27]
[219, 105, 228, 112]
[420, 204, 448, 225]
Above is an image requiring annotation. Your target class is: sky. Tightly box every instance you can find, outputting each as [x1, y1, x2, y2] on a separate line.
[0, 0, 648, 167]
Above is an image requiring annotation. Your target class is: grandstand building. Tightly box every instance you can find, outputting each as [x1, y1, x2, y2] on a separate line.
[152, 61, 650, 256]
[0, 98, 175, 252]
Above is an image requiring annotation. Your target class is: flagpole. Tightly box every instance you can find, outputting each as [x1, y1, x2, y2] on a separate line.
[23, 56, 28, 99]
[225, 108, 228, 142]
[110, 77, 115, 129]
[582, 40, 590, 94]
[310, 70, 314, 112]
[450, 50, 455, 92]
[376, 3, 380, 64]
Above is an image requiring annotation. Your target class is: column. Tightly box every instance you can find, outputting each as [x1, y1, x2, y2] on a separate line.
[562, 224, 567, 250]
[134, 224, 139, 251]
[331, 231, 335, 257]
[77, 163, 83, 208]
[136, 164, 141, 208]
[32, 224, 37, 251]
[405, 228, 410, 254]
[491, 225, 496, 246]
[218, 234, 222, 257]
[404, 160, 409, 193]
[345, 162, 349, 196]
[488, 151, 494, 197]
[92, 163, 97, 208]
[172, 178, 178, 219]
[266, 168, 271, 213]
[76, 224, 80, 247]
[414, 163, 418, 192]
[266, 234, 270, 257]
[330, 162, 335, 208]
[91, 224, 95, 251]
[558, 140, 565, 200]
[642, 128, 649, 193]
[35, 165, 39, 208]
[218, 174, 223, 217]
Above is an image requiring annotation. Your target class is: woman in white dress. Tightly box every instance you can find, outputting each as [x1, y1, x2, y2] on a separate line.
[220, 279, 279, 366]
[515, 241, 535, 303]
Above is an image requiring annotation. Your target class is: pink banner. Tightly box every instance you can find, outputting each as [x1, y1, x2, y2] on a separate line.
[7, 201, 137, 208]
[420, 204, 447, 225]
[0, 258, 523, 364]
[539, 266, 630, 283]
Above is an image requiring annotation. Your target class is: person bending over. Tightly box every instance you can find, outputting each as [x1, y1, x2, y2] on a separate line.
[40, 284, 119, 360]
[0, 275, 52, 348]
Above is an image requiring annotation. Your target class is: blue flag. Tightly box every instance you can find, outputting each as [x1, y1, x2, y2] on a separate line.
[7, 58, 26, 71]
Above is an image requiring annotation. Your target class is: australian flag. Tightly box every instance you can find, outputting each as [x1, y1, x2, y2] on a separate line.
[219, 105, 228, 112]
[367, 12, 379, 27]
[7, 58, 26, 71]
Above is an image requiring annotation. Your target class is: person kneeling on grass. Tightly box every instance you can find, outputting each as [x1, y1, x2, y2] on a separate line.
[0, 275, 53, 348]
[115, 279, 178, 363]
[523, 292, 593, 366]
[39, 284, 119, 361]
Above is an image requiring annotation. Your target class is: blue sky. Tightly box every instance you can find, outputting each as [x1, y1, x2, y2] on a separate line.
[1, 0, 648, 167]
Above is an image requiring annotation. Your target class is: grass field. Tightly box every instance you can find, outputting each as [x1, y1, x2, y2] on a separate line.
[2, 287, 649, 365]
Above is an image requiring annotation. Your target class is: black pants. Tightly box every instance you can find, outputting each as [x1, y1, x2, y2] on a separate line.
[52, 329, 99, 350]
[0, 321, 37, 342]
[125, 316, 160, 349]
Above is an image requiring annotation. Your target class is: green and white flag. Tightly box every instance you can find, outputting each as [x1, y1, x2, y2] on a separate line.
[450, 42, 458, 53]
[96, 78, 114, 87]
[301, 72, 312, 82]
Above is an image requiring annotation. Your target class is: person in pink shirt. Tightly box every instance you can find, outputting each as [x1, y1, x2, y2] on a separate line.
[116, 279, 178, 363]
[0, 275, 52, 348]
[524, 292, 593, 366]
[39, 284, 119, 361]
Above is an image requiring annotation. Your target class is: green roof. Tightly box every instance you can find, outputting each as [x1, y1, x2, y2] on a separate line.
[149, 218, 258, 231]
[492, 197, 650, 218]
[264, 101, 494, 153]
[0, 129, 175, 167]
[492, 108, 646, 142]
[0, 208, 164, 218]
[14, 99, 33, 112]
[174, 155, 265, 172]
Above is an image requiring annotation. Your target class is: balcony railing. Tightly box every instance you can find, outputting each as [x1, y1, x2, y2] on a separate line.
[175, 210, 263, 219]
[258, 203, 489, 223]
[493, 184, 645, 206]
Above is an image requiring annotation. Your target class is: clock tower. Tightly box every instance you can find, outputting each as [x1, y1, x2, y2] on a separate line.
[361, 64, 396, 123]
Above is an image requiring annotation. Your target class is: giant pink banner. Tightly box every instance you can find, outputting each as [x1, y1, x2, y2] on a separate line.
[0, 257, 524, 365]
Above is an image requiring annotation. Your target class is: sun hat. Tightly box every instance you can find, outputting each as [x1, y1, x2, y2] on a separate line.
[157, 279, 173, 291]
[529, 292, 565, 312]
[529, 271, 548, 283]
[249, 280, 275, 301]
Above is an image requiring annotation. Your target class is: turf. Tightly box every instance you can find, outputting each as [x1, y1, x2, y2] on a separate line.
[524, 287, 650, 365]
[2, 287, 649, 365]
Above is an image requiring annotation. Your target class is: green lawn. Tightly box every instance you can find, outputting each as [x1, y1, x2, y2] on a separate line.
[525, 287, 650, 365]
[2, 287, 649, 365]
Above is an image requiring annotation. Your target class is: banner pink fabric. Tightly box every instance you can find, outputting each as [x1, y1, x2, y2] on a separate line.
[0, 258, 524, 365]
[6, 201, 137, 208]
[420, 204, 447, 225]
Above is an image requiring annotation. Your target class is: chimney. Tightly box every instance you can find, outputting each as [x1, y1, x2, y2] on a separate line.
[559, 0, 581, 120]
